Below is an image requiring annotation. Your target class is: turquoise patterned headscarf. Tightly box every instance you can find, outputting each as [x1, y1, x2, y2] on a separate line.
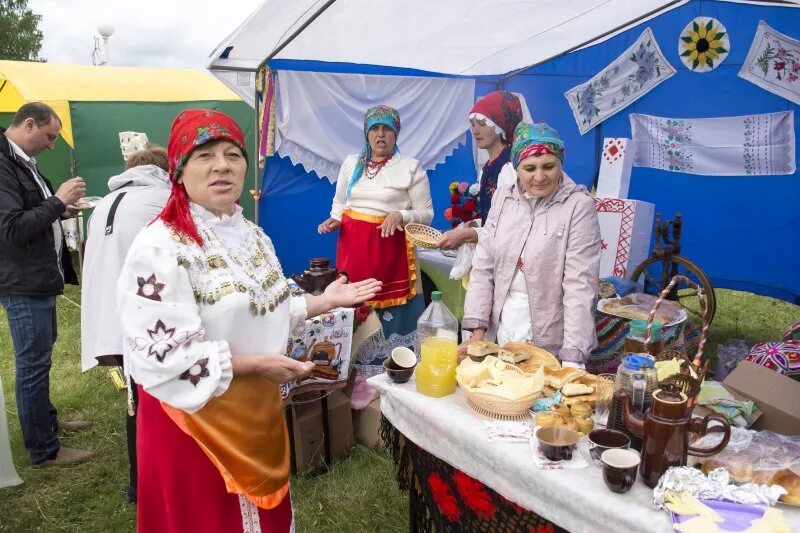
[346, 105, 401, 200]
[511, 122, 565, 168]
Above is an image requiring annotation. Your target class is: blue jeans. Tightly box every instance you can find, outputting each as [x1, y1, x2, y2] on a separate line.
[0, 295, 60, 464]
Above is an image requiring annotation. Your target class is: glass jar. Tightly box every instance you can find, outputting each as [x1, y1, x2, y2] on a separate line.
[623, 319, 664, 357]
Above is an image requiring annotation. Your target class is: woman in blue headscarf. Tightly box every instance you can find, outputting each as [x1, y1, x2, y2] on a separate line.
[318, 105, 433, 341]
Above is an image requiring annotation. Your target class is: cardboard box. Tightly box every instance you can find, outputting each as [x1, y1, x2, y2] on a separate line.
[286, 390, 355, 473]
[326, 390, 354, 458]
[594, 197, 655, 279]
[353, 397, 384, 448]
[288, 397, 325, 473]
[722, 360, 800, 435]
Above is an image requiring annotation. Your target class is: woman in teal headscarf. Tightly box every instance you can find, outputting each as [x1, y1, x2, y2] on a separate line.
[318, 105, 433, 343]
[463, 122, 601, 369]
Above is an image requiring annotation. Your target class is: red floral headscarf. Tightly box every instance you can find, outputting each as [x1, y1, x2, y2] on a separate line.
[159, 109, 247, 245]
[167, 109, 247, 181]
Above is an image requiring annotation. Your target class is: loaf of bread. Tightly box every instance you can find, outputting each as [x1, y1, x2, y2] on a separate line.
[504, 342, 561, 370]
[466, 340, 500, 358]
[545, 367, 586, 389]
[561, 383, 594, 397]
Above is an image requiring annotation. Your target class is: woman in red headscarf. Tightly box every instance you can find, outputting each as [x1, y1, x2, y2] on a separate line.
[437, 91, 523, 250]
[117, 109, 381, 532]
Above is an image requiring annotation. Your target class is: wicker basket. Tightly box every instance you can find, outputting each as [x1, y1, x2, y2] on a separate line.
[644, 275, 709, 407]
[405, 223, 443, 249]
[457, 362, 542, 419]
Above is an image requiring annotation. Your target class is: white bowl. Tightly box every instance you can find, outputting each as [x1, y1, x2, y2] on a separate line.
[391, 346, 417, 368]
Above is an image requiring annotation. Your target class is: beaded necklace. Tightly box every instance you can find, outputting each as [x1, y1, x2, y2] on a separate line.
[364, 155, 392, 179]
[176, 216, 290, 316]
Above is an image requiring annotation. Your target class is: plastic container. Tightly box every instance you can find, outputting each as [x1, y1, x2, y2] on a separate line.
[623, 319, 664, 357]
[415, 292, 459, 398]
[607, 354, 659, 451]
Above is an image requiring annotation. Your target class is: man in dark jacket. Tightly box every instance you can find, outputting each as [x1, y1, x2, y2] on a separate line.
[0, 102, 93, 466]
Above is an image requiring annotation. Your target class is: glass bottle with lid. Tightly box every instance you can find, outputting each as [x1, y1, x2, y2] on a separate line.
[415, 291, 459, 398]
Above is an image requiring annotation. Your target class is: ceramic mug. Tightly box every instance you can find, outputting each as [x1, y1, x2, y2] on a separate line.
[391, 347, 417, 368]
[587, 429, 631, 468]
[536, 426, 580, 462]
[601, 448, 640, 494]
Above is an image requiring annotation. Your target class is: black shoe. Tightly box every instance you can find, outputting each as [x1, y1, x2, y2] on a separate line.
[126, 485, 137, 504]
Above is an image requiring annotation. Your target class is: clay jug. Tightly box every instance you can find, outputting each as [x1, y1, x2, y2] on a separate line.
[621, 388, 730, 488]
[290, 257, 346, 295]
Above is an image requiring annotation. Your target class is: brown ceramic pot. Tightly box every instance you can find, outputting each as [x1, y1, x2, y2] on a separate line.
[621, 389, 731, 488]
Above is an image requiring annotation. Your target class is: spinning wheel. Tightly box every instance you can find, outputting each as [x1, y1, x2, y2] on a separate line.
[630, 213, 716, 325]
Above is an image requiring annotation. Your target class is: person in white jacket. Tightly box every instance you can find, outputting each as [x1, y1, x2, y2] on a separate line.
[80, 146, 170, 503]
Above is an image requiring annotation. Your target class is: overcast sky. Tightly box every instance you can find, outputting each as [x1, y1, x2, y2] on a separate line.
[29, 0, 263, 69]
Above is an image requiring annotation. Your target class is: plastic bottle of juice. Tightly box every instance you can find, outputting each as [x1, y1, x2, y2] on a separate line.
[415, 291, 459, 398]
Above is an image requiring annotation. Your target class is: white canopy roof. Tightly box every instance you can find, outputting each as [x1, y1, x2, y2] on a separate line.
[208, 1, 689, 83]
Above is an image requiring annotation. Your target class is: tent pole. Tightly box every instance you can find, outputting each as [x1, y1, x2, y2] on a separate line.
[499, 0, 685, 85]
[253, 100, 259, 226]
[256, 0, 338, 72]
[250, 0, 337, 226]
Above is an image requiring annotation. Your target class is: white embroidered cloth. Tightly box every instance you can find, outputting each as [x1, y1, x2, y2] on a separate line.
[274, 71, 474, 183]
[565, 28, 675, 135]
[631, 111, 796, 176]
[739, 21, 800, 105]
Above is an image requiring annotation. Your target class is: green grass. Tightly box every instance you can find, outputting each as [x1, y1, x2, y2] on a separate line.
[0, 285, 797, 531]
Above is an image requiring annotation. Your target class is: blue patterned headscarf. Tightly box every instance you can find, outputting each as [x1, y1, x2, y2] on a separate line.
[511, 122, 565, 168]
[346, 105, 401, 199]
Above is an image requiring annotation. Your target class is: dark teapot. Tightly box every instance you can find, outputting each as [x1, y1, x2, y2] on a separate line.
[290, 257, 347, 295]
[621, 388, 730, 488]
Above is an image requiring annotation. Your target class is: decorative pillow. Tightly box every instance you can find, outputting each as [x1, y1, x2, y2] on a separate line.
[783, 318, 800, 342]
[746, 340, 800, 379]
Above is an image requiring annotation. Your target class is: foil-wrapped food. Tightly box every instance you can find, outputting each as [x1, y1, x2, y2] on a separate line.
[652, 466, 787, 510]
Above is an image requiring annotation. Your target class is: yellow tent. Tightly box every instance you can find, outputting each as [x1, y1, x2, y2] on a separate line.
[0, 60, 242, 146]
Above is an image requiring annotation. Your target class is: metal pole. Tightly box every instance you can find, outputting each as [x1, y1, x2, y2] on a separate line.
[256, 0, 338, 72]
[253, 98, 260, 226]
[500, 0, 685, 84]
[250, 0, 338, 227]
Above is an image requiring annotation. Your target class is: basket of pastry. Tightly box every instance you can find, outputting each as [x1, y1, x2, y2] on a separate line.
[456, 356, 545, 419]
[697, 429, 800, 506]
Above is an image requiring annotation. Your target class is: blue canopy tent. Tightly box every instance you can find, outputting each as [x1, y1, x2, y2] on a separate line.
[210, 0, 800, 303]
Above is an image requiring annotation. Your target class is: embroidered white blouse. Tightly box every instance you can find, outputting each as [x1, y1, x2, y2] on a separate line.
[330, 154, 433, 225]
[118, 204, 307, 413]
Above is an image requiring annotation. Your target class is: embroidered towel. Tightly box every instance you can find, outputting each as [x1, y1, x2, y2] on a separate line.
[739, 21, 800, 105]
[631, 111, 795, 176]
[565, 28, 675, 135]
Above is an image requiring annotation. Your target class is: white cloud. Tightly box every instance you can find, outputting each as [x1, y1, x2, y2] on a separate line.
[28, 0, 263, 69]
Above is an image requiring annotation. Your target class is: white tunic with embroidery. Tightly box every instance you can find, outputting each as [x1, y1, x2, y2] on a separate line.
[118, 204, 307, 414]
[330, 153, 433, 225]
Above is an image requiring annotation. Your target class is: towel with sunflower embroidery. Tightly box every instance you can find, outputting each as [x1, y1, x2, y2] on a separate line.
[739, 20, 800, 105]
[630, 111, 795, 176]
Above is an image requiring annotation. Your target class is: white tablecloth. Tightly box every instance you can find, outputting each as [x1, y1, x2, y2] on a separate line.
[368, 374, 800, 533]
[416, 248, 456, 273]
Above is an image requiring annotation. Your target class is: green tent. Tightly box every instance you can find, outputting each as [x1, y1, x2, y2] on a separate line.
[0, 60, 256, 219]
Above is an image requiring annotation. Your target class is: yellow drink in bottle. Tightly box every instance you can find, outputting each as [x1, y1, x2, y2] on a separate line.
[415, 337, 457, 397]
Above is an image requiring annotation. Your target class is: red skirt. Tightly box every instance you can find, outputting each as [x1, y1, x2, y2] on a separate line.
[136, 387, 293, 533]
[335, 209, 417, 309]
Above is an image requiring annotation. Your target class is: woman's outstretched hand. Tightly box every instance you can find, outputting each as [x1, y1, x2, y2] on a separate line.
[323, 276, 382, 308]
[318, 218, 341, 234]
